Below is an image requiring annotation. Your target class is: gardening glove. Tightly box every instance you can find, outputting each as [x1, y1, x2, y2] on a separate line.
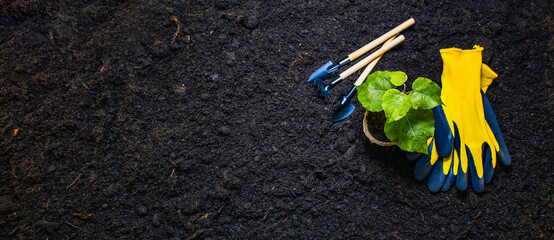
[410, 105, 454, 192]
[442, 46, 511, 192]
[405, 105, 453, 161]
[416, 46, 511, 193]
[411, 64, 496, 192]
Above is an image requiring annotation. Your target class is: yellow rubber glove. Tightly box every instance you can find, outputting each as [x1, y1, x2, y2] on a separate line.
[442, 46, 511, 192]
[413, 46, 511, 192]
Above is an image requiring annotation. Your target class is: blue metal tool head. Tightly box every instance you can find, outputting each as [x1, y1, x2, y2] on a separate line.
[331, 86, 357, 122]
[307, 61, 337, 83]
[320, 84, 331, 100]
[314, 78, 325, 90]
[332, 102, 355, 122]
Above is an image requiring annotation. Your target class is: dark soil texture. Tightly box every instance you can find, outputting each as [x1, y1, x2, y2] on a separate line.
[1, 0, 552, 239]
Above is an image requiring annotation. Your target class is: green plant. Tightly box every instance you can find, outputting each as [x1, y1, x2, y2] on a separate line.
[357, 71, 442, 153]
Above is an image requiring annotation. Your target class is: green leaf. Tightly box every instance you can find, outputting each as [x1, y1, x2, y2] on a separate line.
[388, 71, 408, 86]
[382, 89, 411, 122]
[384, 109, 435, 153]
[357, 71, 395, 112]
[409, 77, 443, 110]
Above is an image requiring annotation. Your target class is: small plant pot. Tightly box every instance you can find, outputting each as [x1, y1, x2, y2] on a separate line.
[363, 110, 397, 147]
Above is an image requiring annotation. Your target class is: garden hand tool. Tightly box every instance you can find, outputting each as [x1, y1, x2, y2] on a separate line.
[331, 36, 397, 122]
[318, 35, 405, 100]
[414, 46, 511, 192]
[307, 18, 415, 85]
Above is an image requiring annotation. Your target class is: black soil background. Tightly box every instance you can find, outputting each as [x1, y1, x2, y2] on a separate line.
[0, 0, 552, 239]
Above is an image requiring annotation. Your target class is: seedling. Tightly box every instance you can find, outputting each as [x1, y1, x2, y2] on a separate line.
[357, 71, 442, 153]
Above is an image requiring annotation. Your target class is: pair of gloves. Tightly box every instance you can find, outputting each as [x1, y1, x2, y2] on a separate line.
[409, 46, 511, 192]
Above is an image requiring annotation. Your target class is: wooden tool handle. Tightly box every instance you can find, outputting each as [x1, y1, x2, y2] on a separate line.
[353, 36, 397, 86]
[348, 18, 414, 61]
[339, 35, 405, 79]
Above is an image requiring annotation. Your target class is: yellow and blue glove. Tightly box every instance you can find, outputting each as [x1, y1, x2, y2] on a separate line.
[411, 46, 511, 192]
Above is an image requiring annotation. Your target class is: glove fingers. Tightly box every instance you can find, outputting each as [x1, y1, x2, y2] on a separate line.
[483, 143, 495, 183]
[456, 160, 468, 190]
[453, 123, 468, 191]
[428, 158, 446, 192]
[432, 105, 454, 158]
[467, 146, 485, 193]
[414, 141, 434, 180]
[480, 64, 498, 93]
[405, 152, 422, 161]
[481, 91, 511, 166]
[441, 155, 456, 191]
